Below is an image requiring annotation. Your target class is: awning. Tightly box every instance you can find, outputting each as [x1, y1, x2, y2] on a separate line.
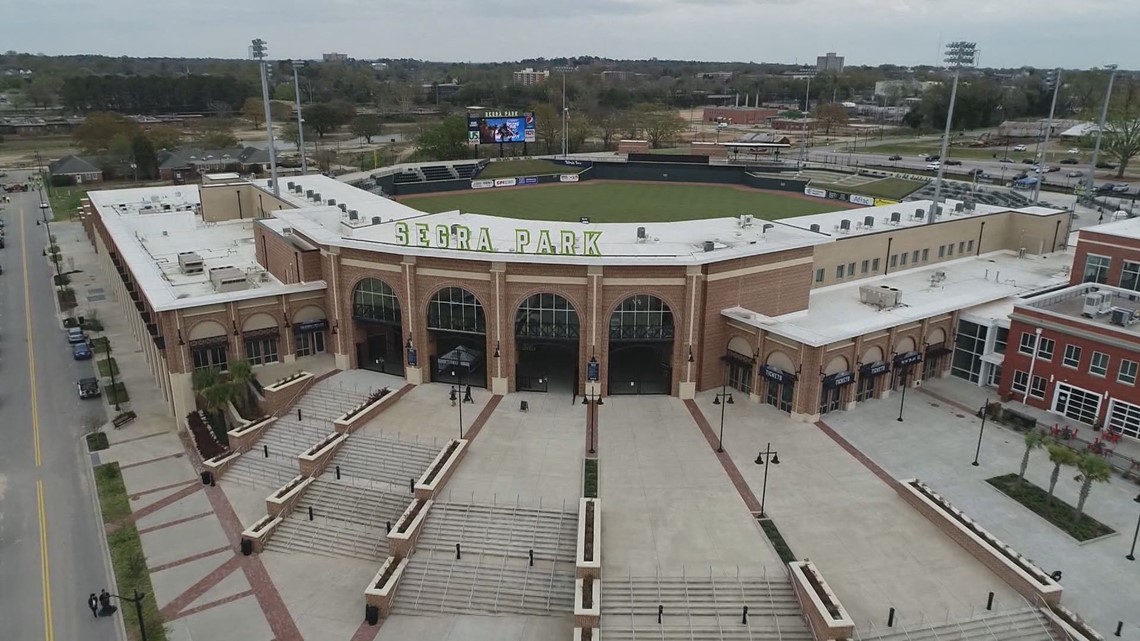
[926, 345, 953, 359]
[722, 351, 755, 368]
[981, 352, 1006, 366]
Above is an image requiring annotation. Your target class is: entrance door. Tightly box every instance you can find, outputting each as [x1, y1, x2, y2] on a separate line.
[819, 387, 841, 414]
[855, 375, 875, 402]
[765, 380, 794, 412]
[1053, 383, 1101, 425]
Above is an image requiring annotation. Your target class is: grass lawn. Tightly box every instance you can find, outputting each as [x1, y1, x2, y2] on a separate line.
[854, 141, 1082, 163]
[104, 382, 130, 404]
[86, 431, 109, 452]
[44, 184, 89, 220]
[811, 177, 924, 200]
[95, 462, 168, 641]
[92, 336, 111, 355]
[98, 357, 120, 377]
[402, 182, 841, 222]
[584, 459, 598, 498]
[758, 518, 796, 564]
[476, 159, 575, 179]
[987, 473, 1114, 542]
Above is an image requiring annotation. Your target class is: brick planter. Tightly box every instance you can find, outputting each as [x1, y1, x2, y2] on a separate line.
[202, 449, 242, 478]
[333, 387, 397, 434]
[576, 498, 601, 580]
[574, 577, 600, 629]
[266, 475, 313, 519]
[241, 514, 283, 554]
[298, 432, 348, 477]
[413, 439, 468, 500]
[1040, 603, 1104, 641]
[897, 479, 1062, 606]
[364, 556, 409, 620]
[388, 498, 433, 560]
[789, 561, 854, 641]
[227, 416, 277, 453]
[261, 372, 314, 416]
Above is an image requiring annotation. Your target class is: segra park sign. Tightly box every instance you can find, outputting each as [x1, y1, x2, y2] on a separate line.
[394, 221, 603, 256]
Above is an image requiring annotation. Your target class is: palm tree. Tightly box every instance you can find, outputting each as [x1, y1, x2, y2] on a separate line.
[1072, 454, 1113, 526]
[1045, 443, 1078, 508]
[192, 367, 219, 393]
[227, 359, 254, 413]
[1019, 429, 1047, 482]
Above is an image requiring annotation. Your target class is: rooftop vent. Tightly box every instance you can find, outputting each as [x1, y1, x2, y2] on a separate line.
[372, 216, 382, 225]
[287, 181, 295, 190]
[177, 251, 204, 274]
[839, 219, 851, 231]
[890, 211, 902, 223]
[762, 223, 774, 233]
[864, 215, 875, 228]
[305, 189, 314, 199]
[312, 192, 321, 202]
[915, 208, 925, 219]
[338, 203, 347, 212]
[208, 266, 249, 293]
[955, 202, 965, 213]
[859, 284, 903, 309]
[703, 240, 716, 252]
[809, 223, 821, 233]
[327, 198, 336, 207]
[294, 184, 303, 193]
[348, 210, 359, 221]
[636, 226, 647, 242]
[738, 214, 754, 227]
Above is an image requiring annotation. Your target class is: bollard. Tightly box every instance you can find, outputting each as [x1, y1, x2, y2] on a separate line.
[887, 607, 895, 627]
[410, 478, 415, 494]
[308, 506, 314, 521]
[386, 520, 391, 534]
[742, 605, 749, 624]
[1115, 621, 1123, 637]
[263, 444, 269, 458]
[297, 408, 302, 421]
[658, 604, 663, 624]
[456, 543, 461, 560]
[986, 591, 994, 611]
[529, 549, 534, 567]
[335, 465, 341, 480]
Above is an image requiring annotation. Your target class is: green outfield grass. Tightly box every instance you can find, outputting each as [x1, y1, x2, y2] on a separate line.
[476, 159, 574, 179]
[401, 182, 842, 222]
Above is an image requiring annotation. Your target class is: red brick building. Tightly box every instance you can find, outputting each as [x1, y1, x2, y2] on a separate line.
[702, 107, 779, 126]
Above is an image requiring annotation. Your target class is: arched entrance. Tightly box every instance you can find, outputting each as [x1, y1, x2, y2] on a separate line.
[242, 313, 281, 366]
[761, 351, 797, 413]
[892, 336, 922, 390]
[608, 294, 674, 395]
[725, 336, 755, 394]
[515, 293, 580, 394]
[427, 286, 488, 388]
[351, 278, 404, 375]
[188, 320, 229, 372]
[819, 355, 853, 415]
[856, 345, 888, 402]
[923, 328, 950, 381]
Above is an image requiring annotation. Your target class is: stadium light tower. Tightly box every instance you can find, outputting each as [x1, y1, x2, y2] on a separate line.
[926, 41, 977, 225]
[291, 60, 308, 175]
[1085, 64, 1118, 197]
[1033, 69, 1062, 204]
[251, 38, 280, 196]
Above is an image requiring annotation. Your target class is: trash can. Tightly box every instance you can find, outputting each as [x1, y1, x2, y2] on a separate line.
[365, 604, 379, 625]
[200, 470, 213, 486]
[240, 538, 253, 556]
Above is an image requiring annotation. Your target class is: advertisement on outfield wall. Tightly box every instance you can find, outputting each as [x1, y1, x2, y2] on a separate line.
[826, 191, 850, 202]
[494, 178, 517, 187]
[471, 180, 494, 189]
[849, 194, 875, 206]
[874, 198, 899, 207]
[559, 174, 580, 183]
[804, 187, 827, 198]
[521, 176, 538, 185]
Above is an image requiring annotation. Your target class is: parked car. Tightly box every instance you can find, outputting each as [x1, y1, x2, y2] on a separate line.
[925, 162, 942, 170]
[72, 342, 93, 360]
[966, 168, 985, 177]
[1021, 158, 1035, 165]
[1059, 158, 1079, 165]
[77, 378, 101, 399]
[998, 157, 1015, 163]
[888, 154, 902, 161]
[1067, 148, 1080, 154]
[944, 159, 962, 166]
[1066, 170, 1083, 178]
[924, 155, 940, 162]
[1097, 183, 1116, 193]
[1096, 161, 1117, 169]
[1046, 166, 1060, 173]
[1112, 184, 1131, 193]
[1013, 144, 1028, 151]
[66, 327, 87, 344]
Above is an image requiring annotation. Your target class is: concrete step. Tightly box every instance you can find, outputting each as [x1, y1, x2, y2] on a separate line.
[329, 436, 440, 486]
[868, 608, 1057, 641]
[222, 452, 298, 488]
[267, 514, 387, 561]
[598, 626, 814, 641]
[416, 502, 578, 562]
[294, 478, 413, 530]
[392, 554, 575, 616]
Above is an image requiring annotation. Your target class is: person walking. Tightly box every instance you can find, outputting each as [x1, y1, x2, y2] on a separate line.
[98, 589, 113, 616]
[87, 593, 99, 618]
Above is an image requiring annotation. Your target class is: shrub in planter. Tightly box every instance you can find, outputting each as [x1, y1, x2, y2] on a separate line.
[186, 411, 226, 460]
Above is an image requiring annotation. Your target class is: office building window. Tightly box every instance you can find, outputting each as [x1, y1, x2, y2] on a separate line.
[861, 259, 870, 274]
[1030, 375, 1047, 399]
[848, 262, 856, 276]
[1090, 351, 1110, 377]
[947, 244, 955, 256]
[951, 320, 987, 383]
[1083, 254, 1110, 284]
[1018, 332, 1036, 355]
[1036, 337, 1055, 361]
[967, 240, 974, 253]
[939, 245, 946, 258]
[296, 330, 326, 357]
[1011, 370, 1029, 393]
[900, 252, 908, 265]
[836, 265, 845, 279]
[994, 327, 1009, 354]
[922, 248, 929, 261]
[1121, 260, 1140, 291]
[815, 268, 825, 283]
[890, 254, 898, 268]
[1120, 359, 1138, 385]
[912, 250, 920, 263]
[872, 258, 880, 272]
[958, 241, 966, 254]
[1063, 344, 1082, 368]
[245, 335, 280, 366]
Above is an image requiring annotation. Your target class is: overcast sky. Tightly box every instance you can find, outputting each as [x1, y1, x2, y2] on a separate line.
[11, 0, 1136, 70]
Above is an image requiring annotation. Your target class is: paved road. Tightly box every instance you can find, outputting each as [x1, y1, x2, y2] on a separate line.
[0, 172, 119, 641]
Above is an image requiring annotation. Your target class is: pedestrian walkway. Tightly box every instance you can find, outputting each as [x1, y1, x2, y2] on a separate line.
[851, 606, 1058, 641]
[354, 381, 493, 443]
[825, 375, 1140, 637]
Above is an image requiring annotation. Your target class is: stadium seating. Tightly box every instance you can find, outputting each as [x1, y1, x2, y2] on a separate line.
[421, 165, 453, 181]
[452, 163, 480, 179]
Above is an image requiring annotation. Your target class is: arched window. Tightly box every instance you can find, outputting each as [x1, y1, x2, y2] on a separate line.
[428, 287, 485, 334]
[609, 295, 674, 341]
[352, 278, 401, 324]
[515, 293, 579, 339]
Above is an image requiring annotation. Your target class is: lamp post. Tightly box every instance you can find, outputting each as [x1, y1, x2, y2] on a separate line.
[1033, 69, 1062, 205]
[927, 41, 977, 225]
[114, 590, 149, 641]
[1126, 493, 1140, 561]
[291, 60, 308, 175]
[896, 365, 909, 422]
[754, 443, 780, 518]
[582, 390, 603, 454]
[450, 366, 472, 438]
[712, 364, 734, 453]
[1085, 64, 1118, 197]
[798, 75, 812, 168]
[250, 39, 279, 196]
[972, 398, 989, 466]
[106, 335, 120, 411]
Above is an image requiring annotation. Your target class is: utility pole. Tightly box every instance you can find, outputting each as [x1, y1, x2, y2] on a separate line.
[1033, 69, 1062, 204]
[799, 75, 811, 168]
[251, 39, 279, 196]
[561, 72, 568, 158]
[927, 41, 977, 225]
[1085, 64, 1118, 197]
[292, 61, 308, 175]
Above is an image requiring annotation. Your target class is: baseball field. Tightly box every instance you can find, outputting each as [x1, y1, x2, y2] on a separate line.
[399, 181, 848, 223]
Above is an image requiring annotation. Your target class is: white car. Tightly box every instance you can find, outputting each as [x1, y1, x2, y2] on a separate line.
[926, 162, 941, 170]
[1013, 144, 1027, 152]
[1067, 148, 1080, 154]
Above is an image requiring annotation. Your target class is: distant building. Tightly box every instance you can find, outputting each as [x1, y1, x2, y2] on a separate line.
[322, 53, 349, 63]
[370, 62, 388, 71]
[48, 155, 103, 185]
[696, 71, 733, 82]
[781, 69, 817, 80]
[513, 68, 550, 86]
[156, 147, 271, 181]
[601, 70, 634, 83]
[873, 79, 938, 99]
[816, 52, 844, 73]
[702, 107, 779, 126]
[997, 119, 1083, 139]
[421, 82, 462, 100]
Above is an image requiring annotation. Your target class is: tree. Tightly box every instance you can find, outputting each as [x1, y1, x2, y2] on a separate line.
[145, 125, 182, 151]
[72, 112, 141, 155]
[1072, 454, 1113, 526]
[566, 116, 594, 154]
[1018, 429, 1046, 482]
[416, 115, 469, 161]
[242, 97, 265, 128]
[281, 121, 315, 149]
[637, 106, 686, 148]
[590, 108, 625, 151]
[811, 103, 850, 135]
[350, 114, 384, 143]
[1103, 115, 1140, 178]
[131, 134, 158, 180]
[194, 119, 238, 149]
[529, 102, 560, 154]
[26, 74, 61, 108]
[303, 102, 354, 138]
[1044, 443, 1078, 508]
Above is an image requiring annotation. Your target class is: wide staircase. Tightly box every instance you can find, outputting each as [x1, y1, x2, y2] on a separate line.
[223, 372, 387, 489]
[854, 606, 1059, 641]
[600, 573, 811, 641]
[327, 432, 442, 491]
[392, 499, 579, 616]
[266, 476, 412, 561]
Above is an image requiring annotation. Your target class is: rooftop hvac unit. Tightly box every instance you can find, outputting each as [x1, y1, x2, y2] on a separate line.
[348, 210, 359, 220]
[338, 203, 347, 212]
[294, 184, 303, 193]
[703, 240, 715, 252]
[914, 208, 925, 219]
[809, 223, 821, 233]
[177, 251, 204, 274]
[738, 214, 754, 227]
[1110, 307, 1135, 326]
[1082, 291, 1112, 317]
[312, 192, 321, 202]
[372, 217, 381, 225]
[955, 202, 965, 213]
[932, 204, 942, 217]
[762, 223, 774, 233]
[637, 226, 647, 242]
[287, 181, 295, 190]
[859, 285, 903, 308]
[327, 198, 336, 207]
[305, 189, 314, 198]
[839, 219, 851, 231]
[864, 215, 875, 228]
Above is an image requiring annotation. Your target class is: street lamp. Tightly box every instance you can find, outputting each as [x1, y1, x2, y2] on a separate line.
[972, 398, 990, 466]
[1032, 69, 1062, 205]
[250, 39, 280, 196]
[896, 364, 910, 422]
[754, 443, 780, 518]
[450, 366, 472, 438]
[114, 590, 150, 641]
[1126, 493, 1140, 561]
[927, 41, 977, 225]
[291, 60, 309, 175]
[712, 363, 734, 453]
[1085, 64, 1118, 197]
[582, 390, 603, 454]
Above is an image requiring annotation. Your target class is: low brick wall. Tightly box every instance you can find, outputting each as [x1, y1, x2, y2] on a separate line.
[227, 416, 277, 453]
[897, 479, 1062, 606]
[387, 499, 433, 559]
[333, 386, 403, 434]
[364, 556, 409, 619]
[789, 561, 854, 641]
[266, 475, 313, 519]
[414, 439, 468, 500]
[576, 498, 601, 580]
[203, 450, 242, 478]
[297, 432, 348, 477]
[574, 578, 600, 629]
[261, 372, 314, 417]
[1041, 603, 1104, 641]
[241, 515, 283, 554]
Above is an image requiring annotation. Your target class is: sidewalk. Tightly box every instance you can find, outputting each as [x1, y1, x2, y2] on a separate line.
[826, 375, 1140, 637]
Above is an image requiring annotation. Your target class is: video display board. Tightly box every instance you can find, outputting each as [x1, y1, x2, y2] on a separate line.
[468, 111, 536, 144]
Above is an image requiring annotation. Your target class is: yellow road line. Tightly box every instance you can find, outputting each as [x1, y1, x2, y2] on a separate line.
[20, 205, 43, 467]
[37, 479, 55, 641]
